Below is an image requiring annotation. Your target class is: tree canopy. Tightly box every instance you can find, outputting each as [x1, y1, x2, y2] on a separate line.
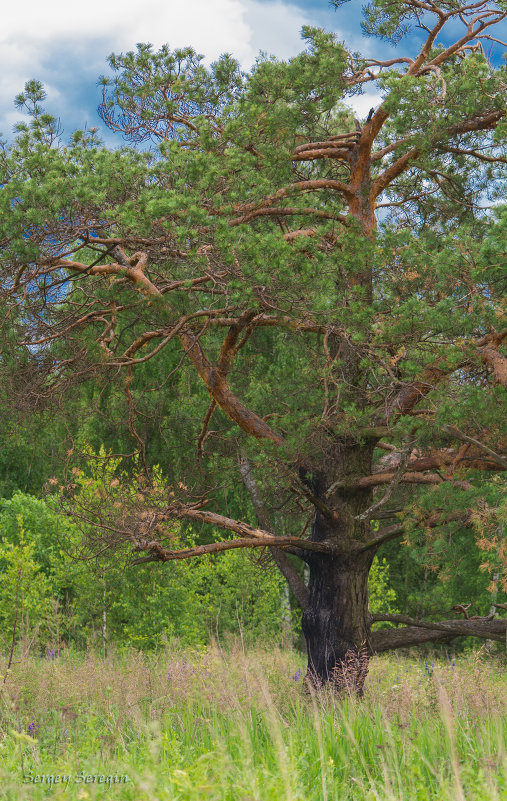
[0, 0, 506, 685]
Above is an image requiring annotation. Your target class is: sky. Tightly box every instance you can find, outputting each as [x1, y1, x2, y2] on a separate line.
[1, 0, 504, 144]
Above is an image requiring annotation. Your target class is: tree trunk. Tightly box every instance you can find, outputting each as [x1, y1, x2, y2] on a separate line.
[302, 553, 374, 691]
[297, 439, 378, 691]
[301, 508, 375, 692]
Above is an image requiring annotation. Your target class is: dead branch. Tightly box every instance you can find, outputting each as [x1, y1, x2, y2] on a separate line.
[355, 435, 416, 521]
[359, 508, 471, 552]
[451, 603, 471, 619]
[196, 400, 217, 458]
[238, 451, 309, 609]
[442, 425, 507, 469]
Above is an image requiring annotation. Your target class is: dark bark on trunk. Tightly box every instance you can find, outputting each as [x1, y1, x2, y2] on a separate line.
[301, 497, 376, 691]
[298, 440, 378, 691]
[302, 551, 373, 690]
[240, 431, 507, 689]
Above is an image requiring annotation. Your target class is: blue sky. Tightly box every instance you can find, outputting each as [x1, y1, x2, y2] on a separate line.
[1, 0, 504, 144]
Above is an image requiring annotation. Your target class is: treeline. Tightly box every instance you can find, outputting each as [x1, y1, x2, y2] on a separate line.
[0, 395, 500, 653]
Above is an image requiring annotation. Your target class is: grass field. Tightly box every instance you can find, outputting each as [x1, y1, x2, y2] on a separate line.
[0, 643, 506, 800]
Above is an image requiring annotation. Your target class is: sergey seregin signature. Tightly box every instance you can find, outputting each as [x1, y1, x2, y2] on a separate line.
[23, 771, 130, 787]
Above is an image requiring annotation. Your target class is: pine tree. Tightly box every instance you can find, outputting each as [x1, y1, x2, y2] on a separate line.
[1, 0, 506, 687]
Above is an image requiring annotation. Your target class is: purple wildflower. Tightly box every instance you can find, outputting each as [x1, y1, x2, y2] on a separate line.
[292, 668, 303, 682]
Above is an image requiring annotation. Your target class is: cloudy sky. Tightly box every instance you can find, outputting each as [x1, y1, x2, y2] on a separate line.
[1, 0, 504, 143]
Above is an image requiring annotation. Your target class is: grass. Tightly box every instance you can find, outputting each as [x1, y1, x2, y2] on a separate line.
[0, 643, 506, 800]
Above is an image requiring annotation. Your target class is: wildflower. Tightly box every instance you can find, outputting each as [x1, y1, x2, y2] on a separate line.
[291, 668, 303, 682]
[27, 721, 38, 738]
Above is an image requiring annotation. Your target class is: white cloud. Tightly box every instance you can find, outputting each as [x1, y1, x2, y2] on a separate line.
[0, 0, 314, 135]
[243, 0, 309, 62]
[345, 88, 384, 120]
[3, 0, 249, 57]
[1, 0, 400, 136]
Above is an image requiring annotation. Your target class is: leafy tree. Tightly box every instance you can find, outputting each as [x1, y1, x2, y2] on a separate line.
[0, 487, 298, 650]
[0, 0, 506, 687]
[0, 514, 53, 651]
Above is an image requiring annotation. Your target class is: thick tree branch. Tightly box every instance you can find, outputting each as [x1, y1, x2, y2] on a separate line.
[57, 255, 160, 298]
[359, 508, 471, 552]
[355, 436, 416, 521]
[196, 400, 217, 458]
[359, 524, 406, 552]
[427, 12, 507, 69]
[370, 614, 507, 652]
[284, 228, 317, 241]
[378, 449, 502, 473]
[371, 136, 413, 162]
[371, 148, 420, 198]
[205, 314, 325, 334]
[216, 310, 257, 377]
[478, 343, 507, 387]
[441, 145, 507, 164]
[230, 179, 353, 226]
[178, 327, 285, 446]
[328, 471, 444, 493]
[376, 363, 451, 425]
[172, 507, 334, 554]
[228, 206, 347, 227]
[60, 255, 285, 444]
[408, 12, 449, 75]
[131, 535, 331, 564]
[371, 109, 504, 199]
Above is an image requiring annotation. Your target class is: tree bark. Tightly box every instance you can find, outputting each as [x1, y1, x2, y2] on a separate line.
[370, 617, 507, 651]
[302, 551, 374, 690]
[300, 489, 376, 691]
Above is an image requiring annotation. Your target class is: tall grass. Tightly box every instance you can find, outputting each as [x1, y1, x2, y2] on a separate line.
[0, 644, 505, 800]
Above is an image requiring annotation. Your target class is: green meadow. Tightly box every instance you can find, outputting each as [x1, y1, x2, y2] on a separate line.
[1, 645, 506, 801]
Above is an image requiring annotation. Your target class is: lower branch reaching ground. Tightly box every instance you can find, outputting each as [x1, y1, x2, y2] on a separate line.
[370, 613, 507, 652]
